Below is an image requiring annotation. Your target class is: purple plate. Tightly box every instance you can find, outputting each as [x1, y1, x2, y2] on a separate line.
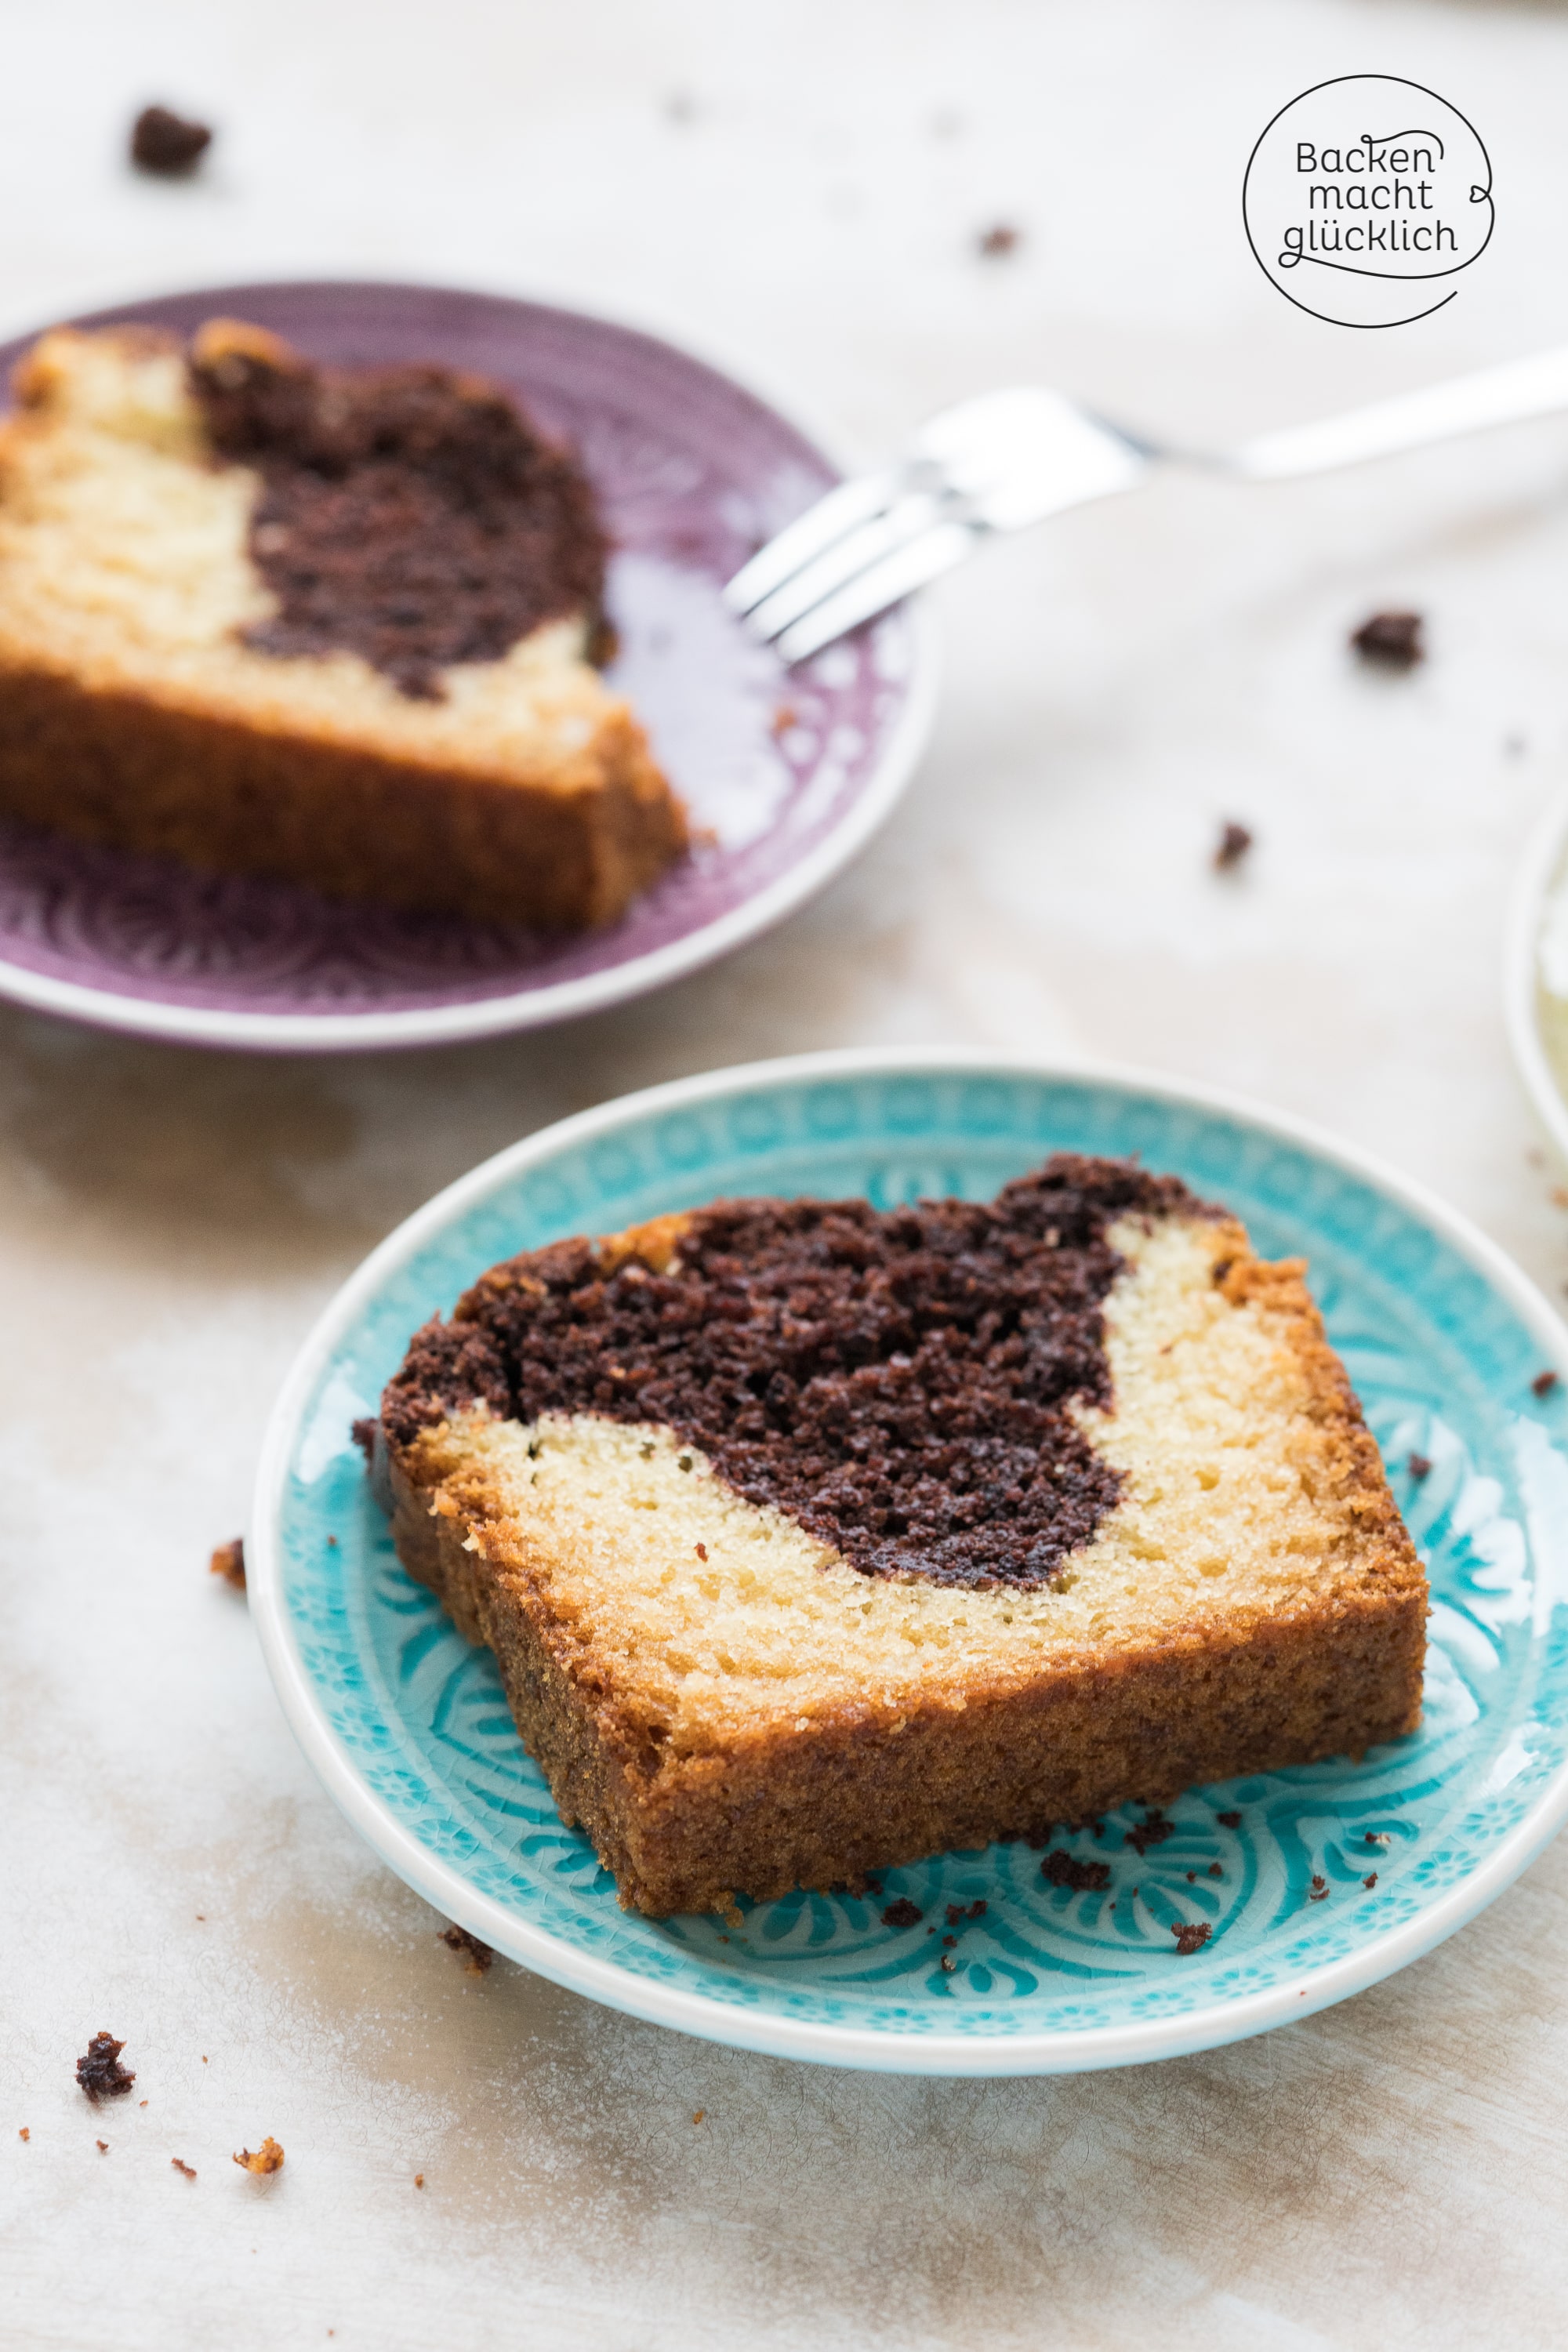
[0, 280, 935, 1051]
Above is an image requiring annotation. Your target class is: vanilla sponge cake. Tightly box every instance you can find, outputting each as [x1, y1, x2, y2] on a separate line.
[0, 321, 687, 927]
[375, 1156, 1428, 1917]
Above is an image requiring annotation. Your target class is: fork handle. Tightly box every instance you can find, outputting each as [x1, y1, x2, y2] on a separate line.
[1231, 348, 1568, 483]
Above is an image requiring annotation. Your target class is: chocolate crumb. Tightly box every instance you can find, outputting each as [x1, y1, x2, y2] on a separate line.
[978, 222, 1022, 256]
[171, 2158, 196, 2180]
[1216, 1811, 1241, 1829]
[1365, 1831, 1392, 1848]
[1407, 1452, 1432, 1481]
[939, 1953, 957, 1972]
[1208, 1862, 1223, 1878]
[96, 2140, 107, 2153]
[695, 1543, 708, 1561]
[941, 1933, 956, 1948]
[414, 2173, 425, 2188]
[882, 1898, 922, 1929]
[1352, 609, 1424, 670]
[76, 2034, 135, 2103]
[209, 1538, 245, 1590]
[1124, 1810, 1175, 1857]
[234, 2138, 285, 2175]
[1532, 1370, 1559, 1399]
[437, 1925, 493, 1975]
[1308, 1874, 1329, 1901]
[1213, 821, 1253, 873]
[1042, 1849, 1112, 1893]
[130, 104, 212, 176]
[1171, 1922, 1210, 1956]
[1364, 1874, 1378, 1890]
[351, 1417, 378, 1463]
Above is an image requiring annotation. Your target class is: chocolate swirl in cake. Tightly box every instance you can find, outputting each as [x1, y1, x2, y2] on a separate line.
[190, 326, 608, 699]
[383, 1155, 1212, 1592]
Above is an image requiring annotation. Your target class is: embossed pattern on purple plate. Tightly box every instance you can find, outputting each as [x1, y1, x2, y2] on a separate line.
[0, 281, 929, 1048]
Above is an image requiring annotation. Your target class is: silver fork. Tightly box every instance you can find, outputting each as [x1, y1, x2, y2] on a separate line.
[726, 349, 1568, 665]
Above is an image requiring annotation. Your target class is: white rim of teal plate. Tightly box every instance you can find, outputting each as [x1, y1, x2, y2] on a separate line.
[0, 277, 938, 1054]
[249, 1047, 1568, 2074]
[1505, 782, 1568, 1168]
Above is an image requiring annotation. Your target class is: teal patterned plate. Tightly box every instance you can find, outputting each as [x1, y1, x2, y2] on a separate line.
[249, 1051, 1568, 2073]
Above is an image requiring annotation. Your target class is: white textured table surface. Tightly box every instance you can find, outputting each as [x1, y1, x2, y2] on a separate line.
[6, 3, 1568, 2346]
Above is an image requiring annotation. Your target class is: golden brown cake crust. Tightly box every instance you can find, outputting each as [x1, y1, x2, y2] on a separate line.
[0, 661, 684, 928]
[379, 1178, 1428, 1917]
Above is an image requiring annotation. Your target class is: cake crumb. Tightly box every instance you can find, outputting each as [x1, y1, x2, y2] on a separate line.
[96, 2140, 107, 2153]
[437, 1925, 493, 1975]
[946, 1899, 988, 1924]
[1171, 1922, 1210, 1956]
[1213, 821, 1253, 872]
[351, 1417, 378, 1461]
[1407, 1453, 1432, 1481]
[882, 1898, 922, 1929]
[939, 1953, 957, 1972]
[977, 222, 1022, 256]
[1352, 609, 1424, 670]
[1124, 1810, 1175, 1856]
[1308, 1874, 1329, 1901]
[1207, 1862, 1222, 1878]
[694, 1543, 708, 1562]
[770, 704, 797, 739]
[691, 2110, 705, 2125]
[17, 2127, 28, 2141]
[1364, 1831, 1392, 1848]
[209, 1538, 245, 1589]
[1532, 1370, 1559, 1399]
[1041, 1849, 1111, 1893]
[76, 2034, 135, 2103]
[234, 2138, 285, 2175]
[171, 2158, 197, 2180]
[414, 2173, 426, 2188]
[1217, 1810, 1242, 1829]
[130, 104, 212, 176]
[1364, 1874, 1378, 1890]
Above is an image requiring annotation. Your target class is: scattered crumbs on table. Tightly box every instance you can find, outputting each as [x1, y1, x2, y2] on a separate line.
[1365, 1831, 1392, 1848]
[17, 2127, 27, 2141]
[977, 222, 1021, 256]
[1208, 1862, 1223, 1878]
[1214, 820, 1254, 872]
[1309, 1874, 1329, 1902]
[1185, 1871, 1196, 1883]
[139, 2100, 147, 2108]
[939, 1954, 956, 1973]
[941, 1933, 956, 1948]
[1364, 1874, 1379, 1890]
[201, 2056, 208, 2065]
[96, 2140, 107, 2154]
[1217, 1810, 1242, 1830]
[1407, 1452, 1432, 1481]
[1351, 609, 1424, 670]
[234, 2138, 285, 2175]
[1041, 1849, 1112, 1893]
[76, 2033, 135, 2103]
[694, 1542, 707, 1561]
[691, 2110, 705, 2125]
[437, 1925, 494, 1975]
[882, 1897, 922, 1929]
[1532, 1370, 1559, 1398]
[1171, 1922, 1210, 1956]
[1125, 1809, 1175, 1856]
[946, 1899, 987, 1924]
[171, 2157, 197, 2180]
[209, 1538, 246, 1589]
[129, 104, 212, 176]
[414, 2173, 426, 2188]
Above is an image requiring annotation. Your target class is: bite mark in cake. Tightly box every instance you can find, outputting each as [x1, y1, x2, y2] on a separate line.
[374, 1154, 1428, 1917]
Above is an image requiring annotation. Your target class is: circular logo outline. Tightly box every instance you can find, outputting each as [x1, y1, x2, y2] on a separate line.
[1243, 74, 1494, 330]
